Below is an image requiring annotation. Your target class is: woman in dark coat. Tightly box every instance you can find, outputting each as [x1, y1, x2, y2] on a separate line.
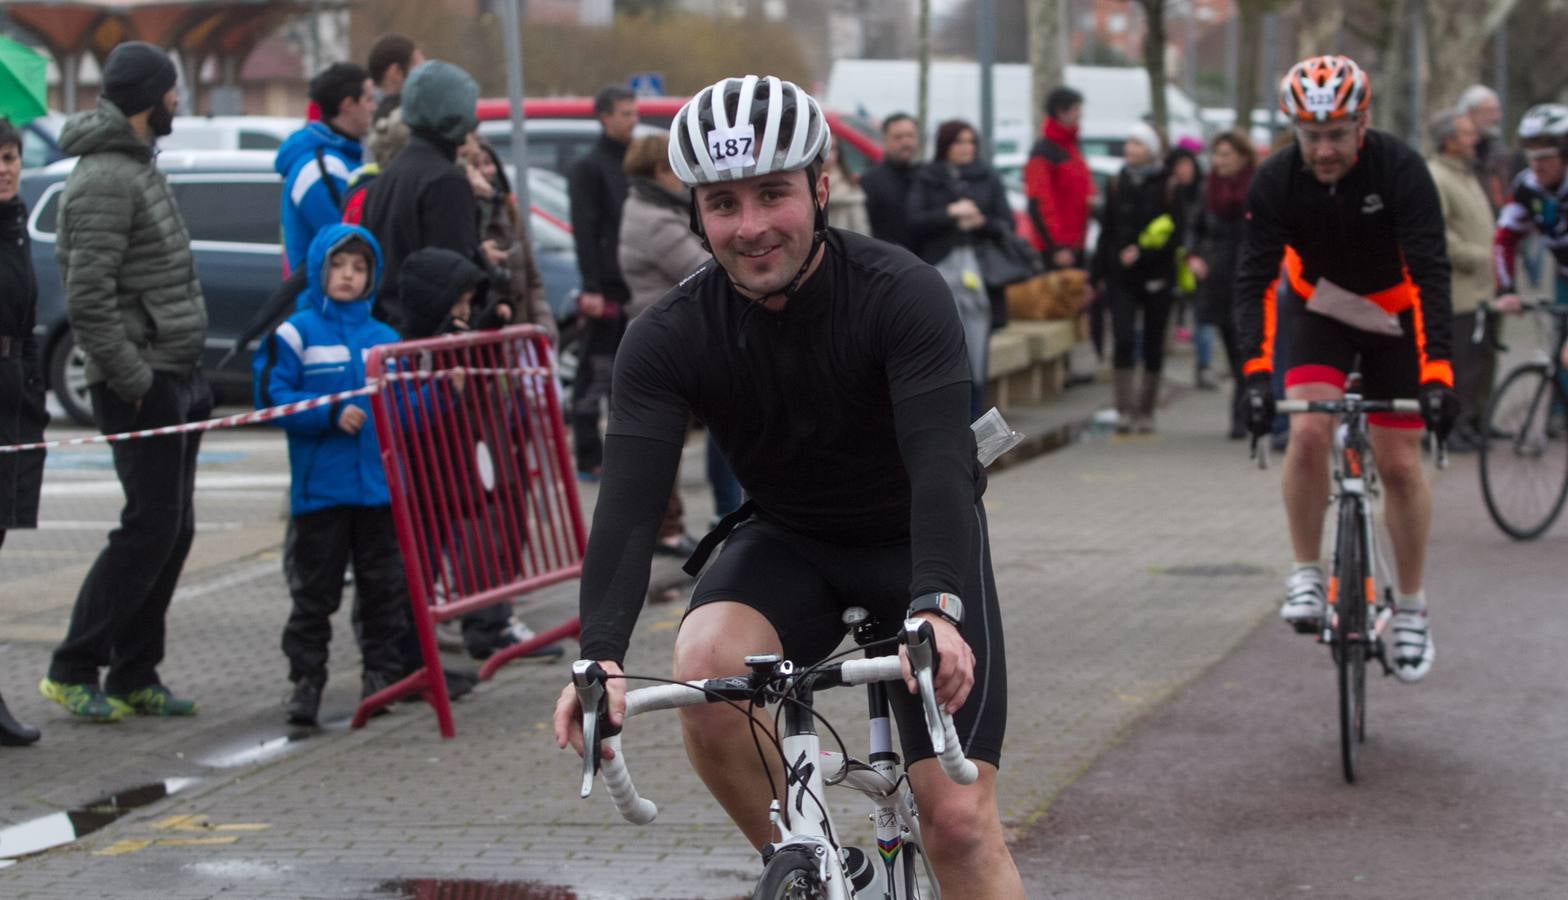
[1185, 130, 1257, 439]
[0, 119, 44, 746]
[907, 119, 1018, 419]
[1092, 123, 1182, 433]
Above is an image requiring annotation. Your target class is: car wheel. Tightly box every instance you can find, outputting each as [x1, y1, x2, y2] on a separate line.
[49, 330, 96, 427]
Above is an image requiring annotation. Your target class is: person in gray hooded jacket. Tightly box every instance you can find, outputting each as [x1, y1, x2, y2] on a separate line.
[43, 41, 210, 723]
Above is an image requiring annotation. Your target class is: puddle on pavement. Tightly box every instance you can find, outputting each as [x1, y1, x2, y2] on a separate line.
[377, 879, 587, 899]
[0, 777, 199, 863]
[196, 723, 338, 769]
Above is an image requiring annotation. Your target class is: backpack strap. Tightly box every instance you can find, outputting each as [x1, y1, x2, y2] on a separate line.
[313, 147, 344, 211]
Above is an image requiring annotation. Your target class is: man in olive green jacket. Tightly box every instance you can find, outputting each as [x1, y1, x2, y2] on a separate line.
[42, 42, 211, 722]
[1427, 110, 1497, 452]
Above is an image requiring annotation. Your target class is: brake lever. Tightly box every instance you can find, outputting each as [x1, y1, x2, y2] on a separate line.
[901, 618, 946, 754]
[571, 660, 616, 799]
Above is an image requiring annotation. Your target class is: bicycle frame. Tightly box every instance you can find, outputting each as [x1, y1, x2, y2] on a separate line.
[1322, 396, 1395, 653]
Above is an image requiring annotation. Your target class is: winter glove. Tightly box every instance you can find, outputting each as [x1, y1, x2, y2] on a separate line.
[1418, 380, 1460, 441]
[1243, 372, 1276, 438]
[1137, 213, 1176, 251]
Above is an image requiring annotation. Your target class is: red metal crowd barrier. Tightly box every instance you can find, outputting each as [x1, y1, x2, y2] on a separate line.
[355, 325, 586, 736]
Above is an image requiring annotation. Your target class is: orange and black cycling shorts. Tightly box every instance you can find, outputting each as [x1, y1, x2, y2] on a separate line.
[1282, 305, 1424, 429]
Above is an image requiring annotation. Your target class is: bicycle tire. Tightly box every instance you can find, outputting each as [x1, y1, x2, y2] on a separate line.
[1480, 364, 1568, 540]
[897, 841, 938, 899]
[753, 848, 830, 900]
[1334, 496, 1366, 785]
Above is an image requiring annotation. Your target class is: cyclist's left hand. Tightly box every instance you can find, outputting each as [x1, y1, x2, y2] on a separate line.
[902, 614, 975, 715]
[1418, 380, 1460, 441]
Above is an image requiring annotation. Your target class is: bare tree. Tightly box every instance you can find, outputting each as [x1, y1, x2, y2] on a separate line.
[1233, 0, 1291, 132]
[1124, 0, 1169, 134]
[1294, 0, 1344, 56]
[1027, 0, 1063, 135]
[1423, 0, 1519, 112]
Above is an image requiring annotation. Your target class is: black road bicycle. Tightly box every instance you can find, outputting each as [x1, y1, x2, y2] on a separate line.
[1255, 386, 1428, 783]
[1475, 300, 1568, 540]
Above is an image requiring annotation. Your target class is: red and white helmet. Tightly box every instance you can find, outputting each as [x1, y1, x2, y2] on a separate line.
[1279, 55, 1371, 123]
[668, 75, 832, 186]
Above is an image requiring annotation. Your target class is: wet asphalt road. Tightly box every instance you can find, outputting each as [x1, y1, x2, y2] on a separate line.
[1014, 455, 1568, 899]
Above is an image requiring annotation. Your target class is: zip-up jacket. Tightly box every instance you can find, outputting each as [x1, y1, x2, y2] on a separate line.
[253, 223, 399, 515]
[275, 122, 363, 272]
[1022, 118, 1093, 254]
[1492, 167, 1568, 295]
[1234, 128, 1453, 386]
[567, 134, 630, 301]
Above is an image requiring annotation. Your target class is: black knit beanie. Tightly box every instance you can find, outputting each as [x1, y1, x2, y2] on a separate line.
[102, 42, 178, 117]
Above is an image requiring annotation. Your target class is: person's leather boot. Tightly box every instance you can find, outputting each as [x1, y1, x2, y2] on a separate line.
[1113, 369, 1136, 434]
[0, 690, 41, 746]
[1136, 372, 1161, 434]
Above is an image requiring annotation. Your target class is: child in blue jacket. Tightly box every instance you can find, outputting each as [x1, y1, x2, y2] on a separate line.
[253, 223, 406, 726]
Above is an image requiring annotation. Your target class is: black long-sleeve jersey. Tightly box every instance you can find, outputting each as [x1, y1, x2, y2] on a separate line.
[577, 229, 987, 664]
[1233, 128, 1454, 386]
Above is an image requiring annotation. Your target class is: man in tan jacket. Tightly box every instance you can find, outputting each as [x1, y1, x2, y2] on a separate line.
[1427, 110, 1496, 451]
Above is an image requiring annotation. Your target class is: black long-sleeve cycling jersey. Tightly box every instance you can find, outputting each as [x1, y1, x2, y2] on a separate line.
[577, 229, 987, 664]
[1233, 128, 1454, 386]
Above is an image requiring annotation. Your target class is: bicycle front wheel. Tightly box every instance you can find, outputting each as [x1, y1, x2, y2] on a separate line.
[753, 848, 830, 900]
[1481, 364, 1568, 540]
[1334, 497, 1367, 785]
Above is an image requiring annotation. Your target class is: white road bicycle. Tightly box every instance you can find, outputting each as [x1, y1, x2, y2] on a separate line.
[573, 616, 978, 899]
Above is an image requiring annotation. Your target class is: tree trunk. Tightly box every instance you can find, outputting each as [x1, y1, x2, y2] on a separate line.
[1295, 0, 1344, 57]
[1233, 1, 1265, 133]
[1142, 0, 1169, 136]
[917, 0, 931, 155]
[1028, 0, 1063, 136]
[1423, 0, 1521, 115]
[1373, 0, 1407, 134]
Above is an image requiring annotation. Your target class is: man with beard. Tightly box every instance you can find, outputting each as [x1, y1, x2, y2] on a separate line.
[42, 42, 211, 722]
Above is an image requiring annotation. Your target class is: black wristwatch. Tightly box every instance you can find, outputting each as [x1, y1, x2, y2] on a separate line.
[908, 592, 964, 628]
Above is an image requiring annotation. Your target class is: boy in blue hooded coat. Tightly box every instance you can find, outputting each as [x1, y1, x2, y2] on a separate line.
[253, 224, 406, 726]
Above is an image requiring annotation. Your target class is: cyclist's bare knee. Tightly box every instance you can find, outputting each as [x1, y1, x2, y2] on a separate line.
[909, 760, 1004, 866]
[673, 601, 780, 682]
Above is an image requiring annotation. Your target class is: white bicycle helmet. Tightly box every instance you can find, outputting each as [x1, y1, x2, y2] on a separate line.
[668, 75, 832, 186]
[1517, 103, 1568, 143]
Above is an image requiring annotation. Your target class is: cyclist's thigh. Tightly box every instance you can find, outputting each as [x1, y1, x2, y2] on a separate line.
[1356, 311, 1425, 430]
[839, 502, 1007, 769]
[684, 519, 847, 668]
[1284, 306, 1356, 396]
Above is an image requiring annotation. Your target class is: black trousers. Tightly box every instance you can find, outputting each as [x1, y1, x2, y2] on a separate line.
[1452, 310, 1499, 432]
[283, 505, 408, 685]
[1111, 280, 1175, 373]
[49, 370, 212, 693]
[1215, 308, 1247, 431]
[570, 314, 625, 472]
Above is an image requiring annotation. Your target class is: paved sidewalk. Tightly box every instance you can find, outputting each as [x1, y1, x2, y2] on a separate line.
[1, 370, 1294, 898]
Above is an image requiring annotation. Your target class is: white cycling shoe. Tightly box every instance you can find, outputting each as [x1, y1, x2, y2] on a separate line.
[1388, 608, 1435, 683]
[1280, 567, 1326, 633]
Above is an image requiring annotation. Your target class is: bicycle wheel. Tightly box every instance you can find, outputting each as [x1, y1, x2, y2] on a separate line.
[753, 848, 829, 900]
[1481, 364, 1568, 540]
[1334, 497, 1366, 785]
[896, 841, 939, 899]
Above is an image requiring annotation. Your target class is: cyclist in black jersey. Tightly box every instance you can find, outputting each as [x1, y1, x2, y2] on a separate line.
[1235, 56, 1458, 683]
[550, 75, 1023, 898]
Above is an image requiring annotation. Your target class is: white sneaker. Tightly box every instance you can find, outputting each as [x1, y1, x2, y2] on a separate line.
[1281, 567, 1326, 632]
[1389, 608, 1435, 683]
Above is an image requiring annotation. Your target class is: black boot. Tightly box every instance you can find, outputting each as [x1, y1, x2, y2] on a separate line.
[286, 680, 323, 726]
[0, 690, 41, 746]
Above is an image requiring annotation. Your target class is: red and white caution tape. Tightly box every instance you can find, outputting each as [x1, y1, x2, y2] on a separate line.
[0, 365, 552, 454]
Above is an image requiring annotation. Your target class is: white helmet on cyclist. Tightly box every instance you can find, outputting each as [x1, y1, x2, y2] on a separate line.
[1517, 103, 1568, 146]
[668, 75, 832, 186]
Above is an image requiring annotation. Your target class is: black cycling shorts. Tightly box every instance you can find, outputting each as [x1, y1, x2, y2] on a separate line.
[685, 504, 1007, 769]
[1283, 305, 1424, 429]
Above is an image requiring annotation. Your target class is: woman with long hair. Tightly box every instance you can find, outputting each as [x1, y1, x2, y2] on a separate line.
[1185, 130, 1258, 438]
[907, 119, 1018, 419]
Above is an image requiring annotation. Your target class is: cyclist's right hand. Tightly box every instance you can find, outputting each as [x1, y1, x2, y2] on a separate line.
[1494, 293, 1523, 313]
[553, 659, 624, 761]
[1243, 372, 1277, 438]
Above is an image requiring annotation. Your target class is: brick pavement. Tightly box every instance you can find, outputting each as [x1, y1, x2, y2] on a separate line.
[1, 371, 1299, 898]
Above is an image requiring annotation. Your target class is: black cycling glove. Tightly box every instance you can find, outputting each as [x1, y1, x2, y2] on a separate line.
[1418, 380, 1460, 441]
[1243, 372, 1276, 438]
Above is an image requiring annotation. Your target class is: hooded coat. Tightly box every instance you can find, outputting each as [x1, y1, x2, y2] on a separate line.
[617, 177, 711, 320]
[253, 223, 399, 515]
[397, 247, 490, 340]
[274, 122, 363, 271]
[0, 193, 46, 529]
[57, 96, 207, 403]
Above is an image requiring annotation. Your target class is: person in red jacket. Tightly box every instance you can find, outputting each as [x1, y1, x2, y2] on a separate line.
[1023, 86, 1093, 269]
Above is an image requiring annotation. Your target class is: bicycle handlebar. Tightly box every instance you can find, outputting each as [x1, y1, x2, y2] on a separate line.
[575, 620, 978, 825]
[1250, 398, 1433, 471]
[1473, 299, 1568, 347]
